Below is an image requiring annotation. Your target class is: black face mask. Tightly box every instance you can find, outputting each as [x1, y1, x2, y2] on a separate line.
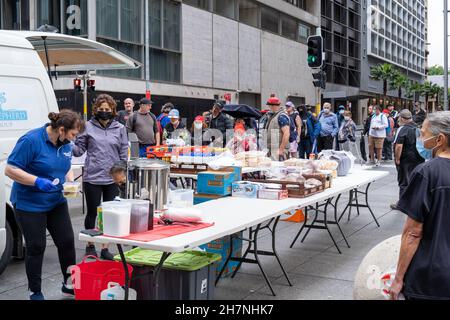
[57, 136, 71, 147]
[96, 111, 114, 121]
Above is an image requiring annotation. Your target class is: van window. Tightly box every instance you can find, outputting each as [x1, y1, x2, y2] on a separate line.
[0, 76, 49, 132]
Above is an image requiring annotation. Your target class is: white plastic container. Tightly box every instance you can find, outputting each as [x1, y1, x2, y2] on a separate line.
[169, 189, 194, 208]
[100, 282, 137, 300]
[102, 201, 132, 237]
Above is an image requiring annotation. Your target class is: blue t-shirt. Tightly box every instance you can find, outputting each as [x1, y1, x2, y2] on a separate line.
[8, 125, 72, 213]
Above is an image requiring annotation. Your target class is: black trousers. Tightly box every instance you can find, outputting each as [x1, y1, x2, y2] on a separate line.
[397, 161, 422, 198]
[317, 135, 334, 153]
[383, 139, 393, 160]
[15, 202, 76, 293]
[83, 182, 119, 230]
[298, 138, 312, 159]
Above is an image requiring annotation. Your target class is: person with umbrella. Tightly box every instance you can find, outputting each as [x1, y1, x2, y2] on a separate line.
[208, 101, 233, 144]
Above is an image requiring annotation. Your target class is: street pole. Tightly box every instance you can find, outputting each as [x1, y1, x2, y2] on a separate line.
[145, 0, 151, 99]
[83, 74, 88, 122]
[445, 0, 449, 110]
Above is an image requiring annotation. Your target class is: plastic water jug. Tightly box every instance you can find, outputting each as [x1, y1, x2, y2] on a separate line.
[100, 282, 137, 300]
[102, 201, 132, 237]
[121, 199, 150, 234]
[169, 189, 194, 208]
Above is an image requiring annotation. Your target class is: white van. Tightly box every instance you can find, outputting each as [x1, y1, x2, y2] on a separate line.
[0, 31, 139, 275]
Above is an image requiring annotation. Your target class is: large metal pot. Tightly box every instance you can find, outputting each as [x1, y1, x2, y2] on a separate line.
[126, 159, 170, 211]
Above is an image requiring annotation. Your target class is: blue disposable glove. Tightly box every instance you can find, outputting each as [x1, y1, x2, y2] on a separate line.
[34, 178, 59, 192]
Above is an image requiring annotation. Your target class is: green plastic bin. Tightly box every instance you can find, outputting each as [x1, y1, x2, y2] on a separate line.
[114, 248, 221, 300]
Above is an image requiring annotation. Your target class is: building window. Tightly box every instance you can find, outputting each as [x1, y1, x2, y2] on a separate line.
[261, 6, 279, 34]
[149, 48, 181, 83]
[97, 0, 144, 79]
[213, 0, 237, 20]
[283, 0, 307, 11]
[1, 0, 29, 30]
[239, 0, 259, 28]
[37, 0, 61, 31]
[163, 0, 180, 51]
[183, 0, 210, 11]
[281, 14, 297, 40]
[298, 23, 310, 42]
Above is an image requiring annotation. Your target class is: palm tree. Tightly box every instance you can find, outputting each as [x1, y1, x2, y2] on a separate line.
[371, 63, 396, 97]
[405, 80, 420, 101]
[419, 82, 440, 111]
[390, 70, 409, 107]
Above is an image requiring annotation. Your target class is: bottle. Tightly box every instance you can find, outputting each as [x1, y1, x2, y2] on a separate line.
[97, 206, 103, 232]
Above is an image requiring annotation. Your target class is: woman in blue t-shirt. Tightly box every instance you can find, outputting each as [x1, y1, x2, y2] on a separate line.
[5, 110, 83, 300]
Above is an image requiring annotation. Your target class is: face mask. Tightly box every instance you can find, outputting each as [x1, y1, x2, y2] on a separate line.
[323, 109, 330, 114]
[194, 123, 203, 130]
[344, 116, 351, 121]
[57, 134, 71, 148]
[339, 110, 345, 115]
[96, 111, 113, 121]
[416, 136, 438, 160]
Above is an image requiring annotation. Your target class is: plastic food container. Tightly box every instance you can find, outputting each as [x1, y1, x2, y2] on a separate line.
[63, 182, 81, 198]
[121, 200, 150, 234]
[169, 189, 194, 208]
[102, 201, 132, 237]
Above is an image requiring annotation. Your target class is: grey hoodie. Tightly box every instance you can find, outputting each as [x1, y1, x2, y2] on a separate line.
[73, 118, 128, 185]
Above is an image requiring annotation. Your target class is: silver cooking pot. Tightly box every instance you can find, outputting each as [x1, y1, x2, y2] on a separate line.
[126, 159, 170, 211]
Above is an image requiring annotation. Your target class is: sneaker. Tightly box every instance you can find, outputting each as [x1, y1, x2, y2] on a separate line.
[390, 202, 399, 210]
[30, 292, 45, 301]
[85, 244, 98, 258]
[61, 283, 75, 298]
[374, 160, 381, 167]
[100, 248, 115, 261]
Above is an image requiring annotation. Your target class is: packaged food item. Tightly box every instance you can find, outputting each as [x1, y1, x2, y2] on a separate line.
[258, 189, 288, 200]
[305, 178, 323, 189]
[63, 182, 81, 198]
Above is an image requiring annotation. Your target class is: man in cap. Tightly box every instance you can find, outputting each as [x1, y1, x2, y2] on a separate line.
[286, 101, 302, 158]
[263, 95, 291, 160]
[208, 100, 233, 142]
[126, 98, 160, 157]
[391, 109, 425, 209]
[117, 98, 135, 125]
[412, 102, 426, 127]
[163, 109, 186, 142]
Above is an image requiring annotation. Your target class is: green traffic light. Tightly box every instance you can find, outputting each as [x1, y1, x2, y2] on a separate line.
[308, 55, 317, 64]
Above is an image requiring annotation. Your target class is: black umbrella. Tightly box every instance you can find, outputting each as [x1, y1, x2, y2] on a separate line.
[222, 104, 262, 119]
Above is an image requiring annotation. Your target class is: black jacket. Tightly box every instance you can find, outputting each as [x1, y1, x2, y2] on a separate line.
[209, 112, 233, 136]
[412, 109, 426, 127]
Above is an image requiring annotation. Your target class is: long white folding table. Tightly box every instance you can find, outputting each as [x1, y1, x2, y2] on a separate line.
[79, 168, 388, 299]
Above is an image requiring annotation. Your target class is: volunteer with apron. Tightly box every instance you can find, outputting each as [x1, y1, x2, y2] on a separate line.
[5, 110, 83, 300]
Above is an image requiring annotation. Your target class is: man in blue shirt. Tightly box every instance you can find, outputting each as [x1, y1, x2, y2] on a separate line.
[298, 105, 321, 158]
[318, 102, 339, 152]
[5, 110, 82, 300]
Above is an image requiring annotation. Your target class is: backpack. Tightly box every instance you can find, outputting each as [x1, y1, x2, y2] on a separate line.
[385, 115, 395, 140]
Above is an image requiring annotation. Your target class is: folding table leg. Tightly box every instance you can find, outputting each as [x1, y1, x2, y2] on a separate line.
[365, 183, 380, 227]
[290, 206, 308, 248]
[333, 195, 351, 249]
[301, 205, 319, 243]
[323, 200, 341, 254]
[272, 217, 292, 286]
[253, 224, 276, 296]
[116, 244, 130, 301]
[153, 252, 172, 300]
[231, 228, 252, 278]
[215, 234, 234, 286]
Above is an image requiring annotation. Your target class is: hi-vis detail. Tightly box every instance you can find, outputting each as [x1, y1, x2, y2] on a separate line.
[0, 92, 28, 121]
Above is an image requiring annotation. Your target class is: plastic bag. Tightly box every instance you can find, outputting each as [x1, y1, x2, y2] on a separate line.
[380, 266, 405, 300]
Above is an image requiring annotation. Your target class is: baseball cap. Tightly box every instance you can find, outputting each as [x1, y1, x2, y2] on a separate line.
[285, 101, 295, 109]
[267, 95, 281, 106]
[195, 116, 204, 122]
[399, 109, 412, 120]
[214, 100, 225, 109]
[168, 109, 180, 119]
[140, 98, 154, 105]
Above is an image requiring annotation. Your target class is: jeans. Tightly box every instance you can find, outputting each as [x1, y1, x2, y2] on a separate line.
[298, 138, 312, 159]
[383, 139, 393, 160]
[139, 144, 150, 158]
[15, 202, 76, 293]
[83, 183, 119, 230]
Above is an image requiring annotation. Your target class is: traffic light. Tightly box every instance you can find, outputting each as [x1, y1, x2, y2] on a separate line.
[74, 78, 82, 92]
[307, 35, 324, 69]
[312, 71, 327, 90]
[87, 79, 96, 92]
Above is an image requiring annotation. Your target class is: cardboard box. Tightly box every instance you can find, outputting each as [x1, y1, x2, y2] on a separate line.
[197, 171, 235, 196]
[194, 193, 227, 205]
[208, 166, 242, 181]
[258, 189, 289, 200]
[232, 182, 260, 199]
[199, 232, 243, 278]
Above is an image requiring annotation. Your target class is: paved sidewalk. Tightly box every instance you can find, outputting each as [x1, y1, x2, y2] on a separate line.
[0, 165, 404, 300]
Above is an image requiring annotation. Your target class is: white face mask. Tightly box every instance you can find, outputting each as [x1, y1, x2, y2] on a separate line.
[194, 122, 203, 130]
[323, 109, 330, 114]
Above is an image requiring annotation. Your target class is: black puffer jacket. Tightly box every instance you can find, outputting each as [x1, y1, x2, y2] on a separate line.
[209, 112, 233, 136]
